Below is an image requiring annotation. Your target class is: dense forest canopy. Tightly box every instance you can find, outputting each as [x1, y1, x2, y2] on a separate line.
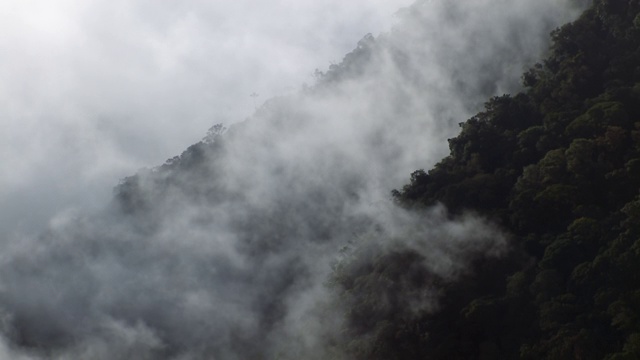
[388, 0, 640, 358]
[3, 0, 639, 359]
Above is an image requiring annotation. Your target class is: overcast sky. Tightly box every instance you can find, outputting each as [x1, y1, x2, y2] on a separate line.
[0, 0, 412, 237]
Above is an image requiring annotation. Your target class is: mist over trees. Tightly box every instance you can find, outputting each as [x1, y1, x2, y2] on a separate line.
[392, 1, 640, 357]
[2, 0, 636, 359]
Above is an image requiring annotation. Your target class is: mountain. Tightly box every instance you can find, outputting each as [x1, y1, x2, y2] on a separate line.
[0, 0, 606, 359]
[388, 0, 640, 358]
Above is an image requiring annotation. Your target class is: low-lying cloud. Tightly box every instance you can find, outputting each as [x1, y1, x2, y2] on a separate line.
[0, 0, 412, 238]
[0, 0, 586, 358]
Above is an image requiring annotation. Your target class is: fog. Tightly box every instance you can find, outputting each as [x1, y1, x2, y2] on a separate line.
[0, 0, 412, 238]
[0, 0, 586, 358]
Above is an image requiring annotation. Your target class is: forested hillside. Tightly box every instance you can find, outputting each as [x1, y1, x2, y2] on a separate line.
[380, 1, 640, 358]
[2, 0, 633, 359]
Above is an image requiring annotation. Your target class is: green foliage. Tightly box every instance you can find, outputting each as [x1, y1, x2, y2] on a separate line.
[377, 0, 640, 357]
[329, 247, 439, 360]
[566, 101, 629, 138]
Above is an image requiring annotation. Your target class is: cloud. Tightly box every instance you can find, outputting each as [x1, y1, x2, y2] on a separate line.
[0, 0, 412, 238]
[0, 0, 587, 358]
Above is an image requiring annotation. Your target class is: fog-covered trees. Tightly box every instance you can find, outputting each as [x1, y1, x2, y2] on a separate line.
[382, 0, 640, 357]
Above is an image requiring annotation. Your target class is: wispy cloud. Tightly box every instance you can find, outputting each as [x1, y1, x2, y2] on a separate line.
[0, 0, 411, 238]
[0, 0, 585, 358]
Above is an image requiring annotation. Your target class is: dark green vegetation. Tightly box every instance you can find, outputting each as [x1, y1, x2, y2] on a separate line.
[335, 1, 640, 358]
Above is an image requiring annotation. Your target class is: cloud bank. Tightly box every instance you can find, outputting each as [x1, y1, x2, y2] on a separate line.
[0, 0, 586, 358]
[0, 0, 411, 238]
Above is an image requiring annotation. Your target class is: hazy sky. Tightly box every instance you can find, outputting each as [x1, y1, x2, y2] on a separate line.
[0, 0, 412, 237]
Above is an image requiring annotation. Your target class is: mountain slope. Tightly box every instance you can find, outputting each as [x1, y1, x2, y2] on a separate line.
[0, 0, 586, 359]
[388, 1, 640, 358]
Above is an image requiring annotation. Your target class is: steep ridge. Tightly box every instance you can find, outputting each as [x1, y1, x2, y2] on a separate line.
[0, 0, 586, 359]
[391, 0, 640, 358]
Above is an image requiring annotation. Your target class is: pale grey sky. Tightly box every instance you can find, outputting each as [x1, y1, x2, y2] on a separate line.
[0, 0, 412, 237]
